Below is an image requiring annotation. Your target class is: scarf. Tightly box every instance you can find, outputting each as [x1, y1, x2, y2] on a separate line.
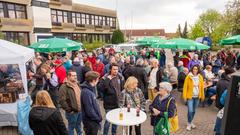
[66, 80, 81, 111]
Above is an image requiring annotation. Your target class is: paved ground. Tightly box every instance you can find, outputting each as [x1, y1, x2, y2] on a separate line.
[99, 90, 218, 135]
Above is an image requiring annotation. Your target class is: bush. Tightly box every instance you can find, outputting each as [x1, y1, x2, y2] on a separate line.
[211, 45, 223, 51]
[111, 29, 124, 44]
[83, 40, 105, 52]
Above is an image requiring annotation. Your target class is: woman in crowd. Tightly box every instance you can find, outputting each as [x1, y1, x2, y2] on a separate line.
[119, 76, 146, 135]
[29, 90, 68, 135]
[149, 82, 177, 135]
[183, 65, 205, 131]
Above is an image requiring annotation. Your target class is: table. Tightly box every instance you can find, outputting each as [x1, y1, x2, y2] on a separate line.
[106, 108, 147, 135]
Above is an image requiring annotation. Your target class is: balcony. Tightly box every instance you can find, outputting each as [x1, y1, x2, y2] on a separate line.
[49, 0, 61, 6]
[95, 25, 104, 31]
[52, 22, 63, 29]
[75, 24, 86, 30]
[0, 18, 32, 32]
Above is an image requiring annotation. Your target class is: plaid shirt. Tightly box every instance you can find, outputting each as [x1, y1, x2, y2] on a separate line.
[119, 88, 146, 111]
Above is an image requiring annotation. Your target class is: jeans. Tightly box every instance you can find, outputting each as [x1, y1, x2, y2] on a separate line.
[103, 109, 117, 135]
[84, 121, 100, 135]
[214, 117, 222, 135]
[129, 124, 141, 135]
[65, 112, 82, 135]
[206, 86, 216, 105]
[187, 98, 199, 123]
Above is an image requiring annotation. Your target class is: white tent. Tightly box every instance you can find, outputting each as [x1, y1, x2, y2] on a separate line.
[0, 39, 35, 94]
[0, 39, 34, 126]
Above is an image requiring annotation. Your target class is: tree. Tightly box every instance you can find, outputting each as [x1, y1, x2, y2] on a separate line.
[199, 9, 222, 37]
[182, 21, 188, 38]
[225, 0, 240, 35]
[111, 29, 124, 44]
[189, 21, 205, 40]
[177, 24, 182, 38]
[0, 31, 4, 39]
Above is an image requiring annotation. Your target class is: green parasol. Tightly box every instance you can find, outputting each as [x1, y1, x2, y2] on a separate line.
[220, 35, 240, 45]
[152, 38, 210, 50]
[29, 37, 82, 52]
[136, 37, 165, 46]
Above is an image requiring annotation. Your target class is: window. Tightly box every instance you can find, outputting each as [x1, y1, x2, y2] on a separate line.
[95, 15, 99, 26]
[51, 9, 57, 23]
[91, 15, 95, 25]
[81, 13, 85, 25]
[31, 0, 49, 8]
[99, 16, 103, 26]
[112, 18, 116, 27]
[86, 14, 89, 25]
[0, 2, 3, 17]
[63, 11, 67, 23]
[106, 17, 110, 26]
[57, 10, 63, 23]
[0, 2, 26, 19]
[3, 32, 29, 46]
[102, 16, 106, 26]
[72, 12, 76, 24]
[76, 13, 81, 24]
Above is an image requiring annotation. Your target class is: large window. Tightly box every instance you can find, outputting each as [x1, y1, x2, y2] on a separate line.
[3, 32, 29, 46]
[95, 15, 99, 26]
[91, 15, 95, 25]
[81, 13, 85, 25]
[86, 14, 89, 25]
[51, 9, 71, 25]
[0, 2, 26, 19]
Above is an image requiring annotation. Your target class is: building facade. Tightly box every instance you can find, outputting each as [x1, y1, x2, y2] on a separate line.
[0, 0, 118, 46]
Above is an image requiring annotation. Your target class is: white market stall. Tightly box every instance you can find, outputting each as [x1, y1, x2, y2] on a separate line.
[0, 39, 35, 126]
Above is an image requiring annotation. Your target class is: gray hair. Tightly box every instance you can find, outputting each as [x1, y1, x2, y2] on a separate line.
[136, 58, 144, 66]
[159, 82, 172, 93]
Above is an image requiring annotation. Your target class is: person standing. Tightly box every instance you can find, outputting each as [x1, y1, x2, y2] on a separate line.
[148, 59, 163, 102]
[149, 82, 177, 135]
[180, 51, 190, 68]
[29, 90, 68, 135]
[70, 57, 83, 83]
[93, 57, 105, 78]
[183, 65, 205, 131]
[59, 70, 82, 135]
[98, 63, 125, 135]
[188, 54, 201, 70]
[81, 71, 102, 135]
[53, 59, 66, 85]
[178, 67, 189, 92]
[119, 76, 146, 135]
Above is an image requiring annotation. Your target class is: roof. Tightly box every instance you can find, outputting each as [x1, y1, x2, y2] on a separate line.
[122, 29, 165, 37]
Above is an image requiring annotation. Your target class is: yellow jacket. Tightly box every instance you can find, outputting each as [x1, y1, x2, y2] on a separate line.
[182, 74, 205, 101]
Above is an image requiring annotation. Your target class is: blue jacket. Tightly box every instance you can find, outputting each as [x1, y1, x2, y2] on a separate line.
[220, 90, 227, 106]
[81, 82, 102, 123]
[188, 60, 201, 69]
[149, 94, 176, 126]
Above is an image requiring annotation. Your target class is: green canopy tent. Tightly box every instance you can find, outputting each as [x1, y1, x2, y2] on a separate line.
[152, 38, 210, 50]
[136, 37, 166, 46]
[220, 35, 240, 45]
[29, 37, 82, 53]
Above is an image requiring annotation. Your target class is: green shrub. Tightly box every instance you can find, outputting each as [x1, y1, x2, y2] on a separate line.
[83, 40, 105, 52]
[211, 45, 223, 51]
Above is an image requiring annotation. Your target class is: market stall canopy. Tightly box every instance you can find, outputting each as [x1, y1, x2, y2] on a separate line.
[220, 35, 240, 45]
[0, 39, 34, 65]
[30, 37, 82, 52]
[136, 37, 166, 46]
[152, 38, 210, 50]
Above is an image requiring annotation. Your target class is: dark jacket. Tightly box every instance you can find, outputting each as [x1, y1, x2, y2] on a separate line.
[124, 65, 148, 93]
[70, 61, 83, 83]
[148, 67, 163, 88]
[97, 73, 125, 109]
[216, 73, 231, 109]
[59, 82, 80, 113]
[81, 82, 102, 123]
[149, 95, 176, 126]
[178, 72, 187, 91]
[29, 107, 68, 135]
[81, 66, 91, 83]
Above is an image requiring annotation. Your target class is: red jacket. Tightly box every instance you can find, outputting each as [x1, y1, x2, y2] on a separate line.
[55, 65, 67, 84]
[180, 55, 190, 68]
[88, 56, 96, 66]
[93, 62, 105, 77]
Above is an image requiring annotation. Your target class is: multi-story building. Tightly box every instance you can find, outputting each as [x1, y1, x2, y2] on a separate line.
[0, 0, 118, 46]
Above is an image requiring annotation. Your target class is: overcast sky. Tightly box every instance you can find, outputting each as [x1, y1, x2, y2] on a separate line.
[74, 0, 229, 33]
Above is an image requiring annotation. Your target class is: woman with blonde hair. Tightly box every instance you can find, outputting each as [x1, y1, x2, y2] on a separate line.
[29, 90, 67, 135]
[119, 76, 146, 135]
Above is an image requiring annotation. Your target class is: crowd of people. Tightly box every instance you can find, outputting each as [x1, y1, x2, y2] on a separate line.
[26, 47, 239, 135]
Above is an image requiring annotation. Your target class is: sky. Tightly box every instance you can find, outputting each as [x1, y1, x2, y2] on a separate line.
[73, 0, 229, 33]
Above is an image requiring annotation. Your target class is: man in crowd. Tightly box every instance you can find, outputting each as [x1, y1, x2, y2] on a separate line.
[54, 59, 66, 85]
[81, 71, 102, 135]
[71, 57, 83, 83]
[98, 63, 125, 135]
[188, 54, 201, 69]
[59, 70, 82, 135]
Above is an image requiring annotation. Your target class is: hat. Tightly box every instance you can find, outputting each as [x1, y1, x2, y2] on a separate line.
[159, 82, 173, 93]
[54, 59, 62, 65]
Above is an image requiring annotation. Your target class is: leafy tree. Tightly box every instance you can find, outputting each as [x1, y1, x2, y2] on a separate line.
[225, 0, 240, 35]
[0, 31, 4, 39]
[111, 29, 124, 44]
[189, 21, 205, 40]
[177, 24, 182, 38]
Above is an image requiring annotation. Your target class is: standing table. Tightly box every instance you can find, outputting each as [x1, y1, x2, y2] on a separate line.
[106, 108, 147, 135]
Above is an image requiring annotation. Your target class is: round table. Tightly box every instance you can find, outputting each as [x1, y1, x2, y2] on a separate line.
[106, 108, 147, 135]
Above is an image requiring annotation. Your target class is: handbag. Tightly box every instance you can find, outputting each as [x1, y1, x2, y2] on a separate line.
[154, 112, 170, 135]
[167, 97, 179, 132]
